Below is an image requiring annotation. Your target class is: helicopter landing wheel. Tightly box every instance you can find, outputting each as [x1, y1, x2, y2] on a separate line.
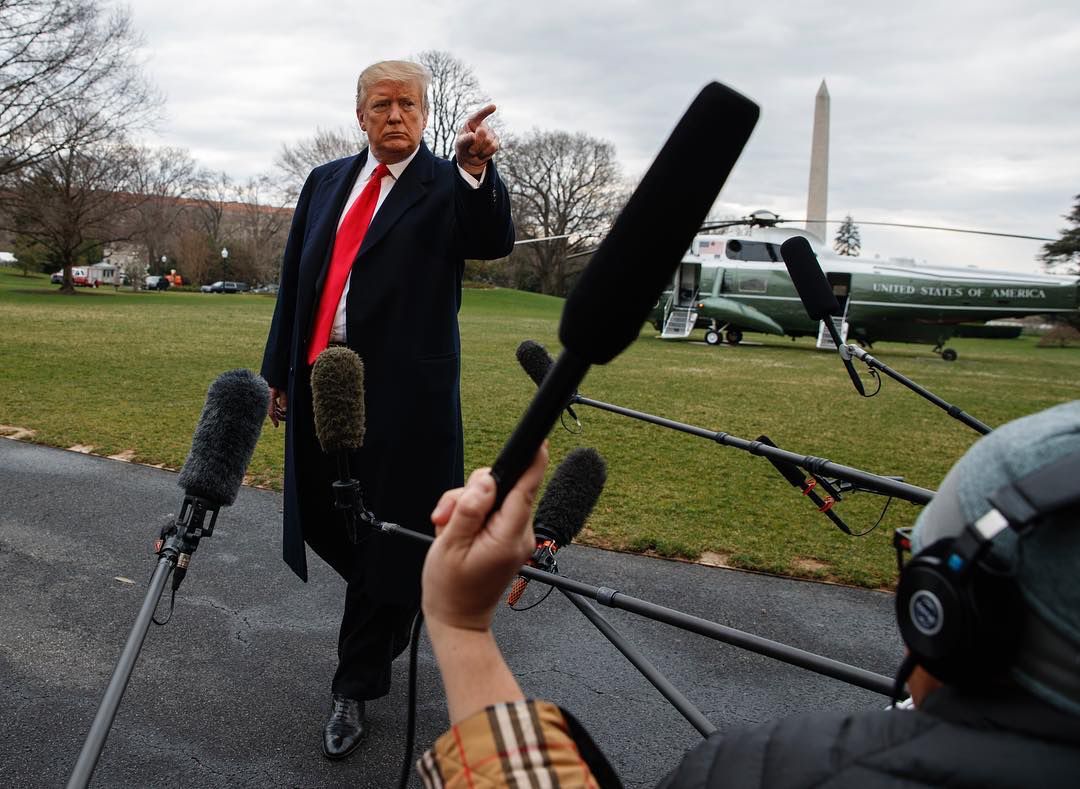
[704, 329, 722, 346]
[941, 348, 958, 362]
[726, 329, 743, 345]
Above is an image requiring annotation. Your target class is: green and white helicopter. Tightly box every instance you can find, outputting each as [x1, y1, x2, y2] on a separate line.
[647, 211, 1079, 361]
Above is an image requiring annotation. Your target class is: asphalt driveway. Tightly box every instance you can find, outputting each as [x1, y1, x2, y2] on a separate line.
[0, 439, 900, 787]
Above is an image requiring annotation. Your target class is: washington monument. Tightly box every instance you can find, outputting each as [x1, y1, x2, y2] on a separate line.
[806, 80, 830, 242]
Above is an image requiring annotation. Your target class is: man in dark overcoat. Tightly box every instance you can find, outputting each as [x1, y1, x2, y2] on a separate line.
[260, 58, 513, 759]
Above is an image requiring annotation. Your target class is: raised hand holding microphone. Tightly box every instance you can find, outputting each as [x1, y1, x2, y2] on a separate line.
[422, 444, 548, 723]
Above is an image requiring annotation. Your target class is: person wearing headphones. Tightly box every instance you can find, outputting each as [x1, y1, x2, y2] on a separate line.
[417, 401, 1080, 787]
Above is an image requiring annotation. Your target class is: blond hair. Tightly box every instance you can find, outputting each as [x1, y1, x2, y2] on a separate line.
[355, 60, 431, 113]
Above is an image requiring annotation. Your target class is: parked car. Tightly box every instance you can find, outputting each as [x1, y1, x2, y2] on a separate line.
[52, 268, 96, 286]
[144, 275, 171, 291]
[200, 280, 249, 293]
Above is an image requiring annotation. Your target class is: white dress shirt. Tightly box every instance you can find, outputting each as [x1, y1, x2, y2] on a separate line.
[329, 149, 485, 343]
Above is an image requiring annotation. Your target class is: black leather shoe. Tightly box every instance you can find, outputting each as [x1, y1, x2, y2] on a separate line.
[322, 694, 366, 760]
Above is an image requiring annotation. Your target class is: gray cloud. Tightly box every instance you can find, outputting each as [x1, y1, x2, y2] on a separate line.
[127, 0, 1079, 272]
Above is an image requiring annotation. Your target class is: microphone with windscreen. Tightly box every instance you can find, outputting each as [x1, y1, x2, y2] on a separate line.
[507, 447, 608, 607]
[779, 236, 866, 396]
[164, 369, 270, 590]
[779, 238, 992, 433]
[70, 369, 269, 789]
[516, 339, 579, 426]
[491, 82, 759, 506]
[310, 346, 369, 542]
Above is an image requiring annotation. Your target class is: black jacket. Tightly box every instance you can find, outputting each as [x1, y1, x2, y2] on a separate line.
[655, 686, 1080, 788]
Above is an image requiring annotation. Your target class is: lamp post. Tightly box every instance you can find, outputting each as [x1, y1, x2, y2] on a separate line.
[221, 247, 229, 279]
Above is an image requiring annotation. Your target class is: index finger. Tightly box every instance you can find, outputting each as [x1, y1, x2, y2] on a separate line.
[466, 104, 497, 131]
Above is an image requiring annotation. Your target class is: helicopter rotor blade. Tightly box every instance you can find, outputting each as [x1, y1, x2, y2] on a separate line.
[770, 218, 1055, 242]
[514, 234, 575, 246]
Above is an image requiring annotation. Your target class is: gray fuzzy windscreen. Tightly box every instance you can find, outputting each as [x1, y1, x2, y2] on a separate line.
[178, 369, 270, 506]
[534, 447, 608, 546]
[310, 346, 366, 454]
[516, 339, 554, 388]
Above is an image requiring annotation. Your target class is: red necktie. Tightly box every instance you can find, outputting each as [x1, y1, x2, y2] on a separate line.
[307, 162, 390, 365]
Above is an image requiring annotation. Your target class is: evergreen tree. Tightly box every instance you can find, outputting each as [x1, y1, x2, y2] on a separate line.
[1041, 194, 1080, 273]
[834, 215, 861, 256]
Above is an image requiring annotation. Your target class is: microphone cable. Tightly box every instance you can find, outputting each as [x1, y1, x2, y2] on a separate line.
[858, 363, 883, 398]
[847, 496, 894, 538]
[398, 610, 425, 789]
[510, 581, 556, 612]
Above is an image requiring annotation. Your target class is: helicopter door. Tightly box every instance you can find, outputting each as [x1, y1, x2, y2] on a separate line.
[816, 273, 852, 349]
[660, 262, 701, 339]
[826, 273, 852, 314]
[675, 262, 701, 306]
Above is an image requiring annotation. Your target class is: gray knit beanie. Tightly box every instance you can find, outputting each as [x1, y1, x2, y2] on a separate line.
[912, 399, 1080, 716]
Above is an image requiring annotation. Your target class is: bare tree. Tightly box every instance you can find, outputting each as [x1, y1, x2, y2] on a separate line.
[0, 121, 142, 293]
[500, 130, 624, 295]
[190, 170, 232, 275]
[0, 0, 159, 177]
[230, 174, 291, 284]
[172, 222, 214, 286]
[415, 50, 488, 159]
[275, 126, 364, 201]
[127, 146, 200, 274]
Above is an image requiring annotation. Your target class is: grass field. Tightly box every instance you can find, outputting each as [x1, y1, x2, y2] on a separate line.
[3, 268, 1078, 588]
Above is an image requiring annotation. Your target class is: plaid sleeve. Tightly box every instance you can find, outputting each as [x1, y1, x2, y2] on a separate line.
[417, 699, 601, 788]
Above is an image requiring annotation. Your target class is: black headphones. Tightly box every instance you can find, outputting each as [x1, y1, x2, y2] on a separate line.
[896, 450, 1080, 690]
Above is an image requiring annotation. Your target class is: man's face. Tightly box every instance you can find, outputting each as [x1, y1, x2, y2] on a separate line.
[357, 80, 427, 164]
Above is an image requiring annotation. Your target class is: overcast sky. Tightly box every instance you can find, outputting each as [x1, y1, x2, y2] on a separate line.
[127, 0, 1079, 273]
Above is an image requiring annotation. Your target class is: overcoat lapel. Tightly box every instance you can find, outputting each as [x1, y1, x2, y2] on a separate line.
[310, 152, 367, 296]
[357, 144, 434, 258]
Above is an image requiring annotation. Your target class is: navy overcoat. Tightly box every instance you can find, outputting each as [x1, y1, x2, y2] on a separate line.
[261, 142, 514, 600]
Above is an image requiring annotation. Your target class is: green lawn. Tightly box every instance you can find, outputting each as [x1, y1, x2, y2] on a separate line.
[3, 268, 1078, 588]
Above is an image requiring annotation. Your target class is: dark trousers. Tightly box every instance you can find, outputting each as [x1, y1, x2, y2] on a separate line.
[304, 522, 417, 700]
[293, 363, 418, 701]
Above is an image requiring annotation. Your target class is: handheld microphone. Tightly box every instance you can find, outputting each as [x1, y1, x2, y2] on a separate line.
[516, 339, 579, 425]
[310, 346, 369, 542]
[490, 82, 759, 506]
[508, 447, 608, 606]
[779, 236, 866, 396]
[165, 369, 270, 590]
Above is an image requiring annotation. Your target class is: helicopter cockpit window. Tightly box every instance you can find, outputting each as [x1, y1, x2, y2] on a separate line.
[726, 240, 782, 262]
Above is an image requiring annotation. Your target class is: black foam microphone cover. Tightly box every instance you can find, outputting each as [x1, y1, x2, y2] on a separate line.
[178, 369, 270, 506]
[492, 83, 757, 507]
[516, 340, 554, 387]
[534, 447, 608, 547]
[780, 236, 840, 320]
[311, 346, 366, 454]
[560, 82, 759, 364]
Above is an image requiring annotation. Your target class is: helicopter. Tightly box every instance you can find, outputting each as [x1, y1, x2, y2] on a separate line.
[648, 211, 1080, 361]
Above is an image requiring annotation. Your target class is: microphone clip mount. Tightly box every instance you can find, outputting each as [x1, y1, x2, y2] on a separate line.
[152, 495, 221, 593]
